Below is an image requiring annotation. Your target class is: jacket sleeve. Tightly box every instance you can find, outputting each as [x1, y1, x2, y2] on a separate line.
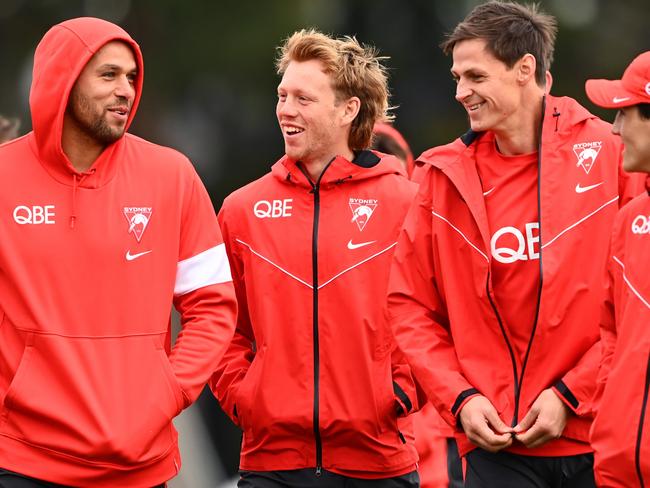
[390, 337, 427, 417]
[552, 158, 639, 416]
[208, 201, 256, 425]
[387, 172, 478, 428]
[169, 168, 237, 409]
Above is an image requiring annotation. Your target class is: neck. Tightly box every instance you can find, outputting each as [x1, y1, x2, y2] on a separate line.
[301, 148, 354, 182]
[62, 117, 106, 173]
[494, 91, 545, 156]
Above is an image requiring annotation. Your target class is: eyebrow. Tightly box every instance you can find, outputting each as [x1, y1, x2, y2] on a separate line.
[96, 63, 138, 74]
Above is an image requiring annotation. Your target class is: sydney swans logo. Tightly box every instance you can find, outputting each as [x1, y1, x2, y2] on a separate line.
[349, 198, 378, 231]
[123, 207, 152, 242]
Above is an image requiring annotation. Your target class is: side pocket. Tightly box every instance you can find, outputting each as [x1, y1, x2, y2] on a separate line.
[1, 333, 34, 421]
[154, 340, 185, 416]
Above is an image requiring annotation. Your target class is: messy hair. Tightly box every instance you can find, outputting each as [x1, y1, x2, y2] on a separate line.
[441, 1, 557, 87]
[276, 28, 392, 150]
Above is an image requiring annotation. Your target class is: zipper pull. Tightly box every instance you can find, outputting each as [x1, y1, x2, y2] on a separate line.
[315, 466, 322, 477]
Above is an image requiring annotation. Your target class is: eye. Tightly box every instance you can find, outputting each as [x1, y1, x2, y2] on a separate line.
[277, 93, 286, 102]
[127, 73, 137, 84]
[298, 96, 310, 104]
[102, 71, 116, 79]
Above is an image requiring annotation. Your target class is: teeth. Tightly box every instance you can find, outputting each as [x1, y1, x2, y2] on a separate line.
[285, 127, 303, 134]
[468, 103, 483, 111]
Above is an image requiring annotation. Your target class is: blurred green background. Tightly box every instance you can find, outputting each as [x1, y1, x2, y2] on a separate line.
[0, 1, 647, 485]
[1, 0, 648, 206]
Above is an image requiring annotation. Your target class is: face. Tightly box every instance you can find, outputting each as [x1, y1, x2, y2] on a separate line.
[276, 59, 353, 166]
[613, 106, 650, 173]
[66, 41, 137, 146]
[451, 39, 528, 134]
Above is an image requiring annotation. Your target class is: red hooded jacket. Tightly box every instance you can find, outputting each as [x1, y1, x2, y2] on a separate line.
[0, 18, 236, 486]
[591, 177, 650, 487]
[388, 95, 644, 457]
[212, 152, 420, 478]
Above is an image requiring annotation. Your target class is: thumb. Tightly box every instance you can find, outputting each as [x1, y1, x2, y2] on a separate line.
[514, 408, 537, 433]
[485, 407, 513, 434]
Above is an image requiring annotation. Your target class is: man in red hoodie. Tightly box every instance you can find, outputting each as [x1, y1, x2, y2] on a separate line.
[585, 51, 650, 488]
[0, 17, 237, 487]
[387, 2, 644, 487]
[212, 29, 420, 487]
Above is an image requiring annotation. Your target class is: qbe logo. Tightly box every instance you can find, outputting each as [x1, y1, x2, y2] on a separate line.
[491, 223, 540, 264]
[254, 199, 293, 218]
[13, 205, 56, 225]
[631, 215, 650, 235]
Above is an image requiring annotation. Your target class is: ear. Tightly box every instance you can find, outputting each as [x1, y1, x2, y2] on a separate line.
[340, 96, 361, 126]
[517, 53, 537, 85]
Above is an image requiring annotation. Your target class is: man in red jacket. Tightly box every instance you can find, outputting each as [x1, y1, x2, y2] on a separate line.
[585, 51, 650, 488]
[0, 18, 237, 487]
[387, 2, 644, 487]
[212, 29, 420, 487]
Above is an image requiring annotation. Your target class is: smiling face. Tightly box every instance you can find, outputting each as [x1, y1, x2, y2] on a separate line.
[613, 105, 650, 173]
[65, 41, 137, 147]
[276, 59, 353, 169]
[451, 38, 529, 136]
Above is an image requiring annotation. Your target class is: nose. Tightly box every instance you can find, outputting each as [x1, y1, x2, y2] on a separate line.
[277, 96, 298, 118]
[455, 79, 471, 103]
[114, 74, 135, 101]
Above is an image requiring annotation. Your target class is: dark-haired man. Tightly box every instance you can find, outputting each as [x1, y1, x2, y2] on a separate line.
[387, 1, 643, 486]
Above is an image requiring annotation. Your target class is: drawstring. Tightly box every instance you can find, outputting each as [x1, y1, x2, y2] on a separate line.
[69, 168, 96, 229]
[552, 107, 561, 132]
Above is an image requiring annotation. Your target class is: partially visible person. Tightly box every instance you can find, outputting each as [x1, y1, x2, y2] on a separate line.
[373, 122, 414, 177]
[211, 29, 421, 487]
[0, 115, 20, 143]
[372, 122, 462, 488]
[0, 17, 236, 487]
[387, 2, 644, 487]
[585, 50, 650, 488]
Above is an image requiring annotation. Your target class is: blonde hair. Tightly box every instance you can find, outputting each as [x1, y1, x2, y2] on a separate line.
[276, 28, 392, 151]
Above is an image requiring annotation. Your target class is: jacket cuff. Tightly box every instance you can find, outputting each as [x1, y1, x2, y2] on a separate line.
[553, 380, 579, 414]
[452, 388, 480, 428]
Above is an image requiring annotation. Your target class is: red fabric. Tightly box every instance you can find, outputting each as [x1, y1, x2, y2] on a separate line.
[387, 95, 646, 458]
[591, 190, 650, 487]
[212, 152, 419, 477]
[475, 142, 539, 359]
[412, 403, 451, 488]
[0, 18, 237, 486]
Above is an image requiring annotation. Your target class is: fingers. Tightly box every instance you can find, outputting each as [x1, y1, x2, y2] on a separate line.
[514, 389, 569, 448]
[460, 396, 513, 452]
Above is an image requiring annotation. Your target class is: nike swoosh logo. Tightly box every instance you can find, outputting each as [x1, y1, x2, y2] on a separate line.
[612, 96, 630, 104]
[126, 250, 152, 261]
[347, 239, 376, 250]
[483, 187, 496, 197]
[575, 182, 604, 193]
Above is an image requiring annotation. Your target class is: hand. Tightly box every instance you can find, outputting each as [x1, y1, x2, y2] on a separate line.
[459, 395, 514, 452]
[514, 388, 569, 449]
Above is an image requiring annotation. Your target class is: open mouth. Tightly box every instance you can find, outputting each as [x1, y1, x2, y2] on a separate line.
[283, 125, 304, 137]
[467, 102, 485, 112]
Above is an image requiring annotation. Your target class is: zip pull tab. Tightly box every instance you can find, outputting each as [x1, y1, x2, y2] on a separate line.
[315, 466, 322, 477]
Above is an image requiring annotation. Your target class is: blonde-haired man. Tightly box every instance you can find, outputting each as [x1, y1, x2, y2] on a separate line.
[211, 29, 421, 487]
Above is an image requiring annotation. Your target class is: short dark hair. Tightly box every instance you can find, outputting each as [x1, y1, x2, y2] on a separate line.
[637, 103, 650, 120]
[441, 1, 557, 87]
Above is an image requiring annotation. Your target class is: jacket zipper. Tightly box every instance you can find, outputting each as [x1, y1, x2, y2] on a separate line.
[485, 97, 546, 426]
[485, 273, 520, 423]
[636, 353, 650, 487]
[297, 158, 335, 476]
[512, 97, 546, 425]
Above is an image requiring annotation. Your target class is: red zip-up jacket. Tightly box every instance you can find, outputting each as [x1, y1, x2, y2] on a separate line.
[591, 177, 650, 487]
[0, 18, 236, 486]
[211, 151, 420, 478]
[387, 95, 644, 457]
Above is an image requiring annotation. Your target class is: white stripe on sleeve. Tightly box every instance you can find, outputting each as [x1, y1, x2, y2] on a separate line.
[174, 243, 232, 296]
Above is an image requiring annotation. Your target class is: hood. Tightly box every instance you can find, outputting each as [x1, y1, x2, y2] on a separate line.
[270, 150, 405, 189]
[29, 17, 144, 184]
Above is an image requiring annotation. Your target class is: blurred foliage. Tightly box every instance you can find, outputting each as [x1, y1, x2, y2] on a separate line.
[1, 0, 648, 205]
